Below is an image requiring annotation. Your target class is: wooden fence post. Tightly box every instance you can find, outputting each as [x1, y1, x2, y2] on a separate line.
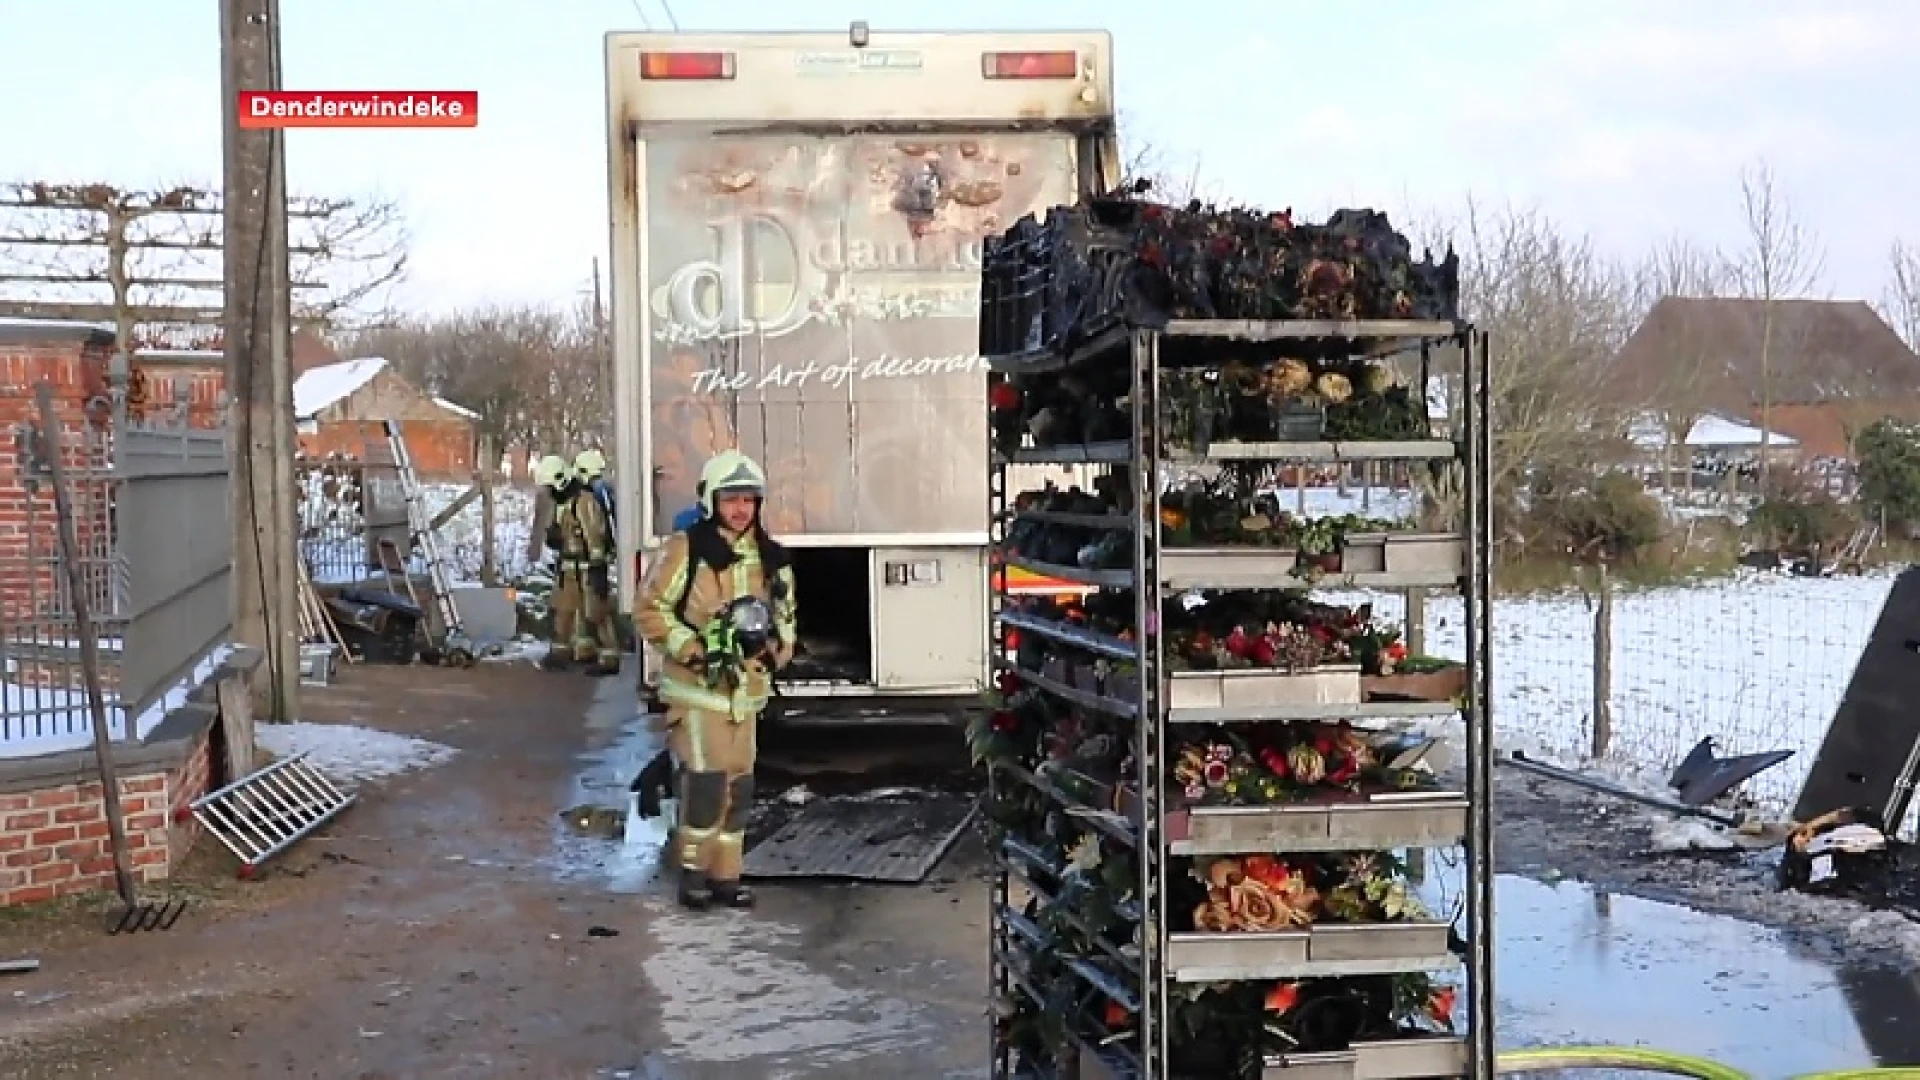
[1591, 562, 1614, 758]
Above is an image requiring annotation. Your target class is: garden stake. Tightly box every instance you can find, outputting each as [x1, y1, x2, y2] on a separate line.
[33, 384, 187, 935]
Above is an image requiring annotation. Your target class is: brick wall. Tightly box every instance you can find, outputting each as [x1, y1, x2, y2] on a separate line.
[301, 369, 477, 479]
[0, 332, 117, 623]
[0, 725, 213, 905]
[129, 361, 226, 429]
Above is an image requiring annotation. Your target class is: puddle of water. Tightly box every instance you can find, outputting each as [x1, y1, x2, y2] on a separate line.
[1492, 874, 1920, 1071]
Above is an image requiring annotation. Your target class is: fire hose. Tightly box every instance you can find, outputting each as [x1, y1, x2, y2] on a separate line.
[1493, 1046, 1920, 1077]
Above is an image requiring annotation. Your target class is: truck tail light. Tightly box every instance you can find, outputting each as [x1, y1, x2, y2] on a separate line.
[639, 51, 735, 80]
[981, 51, 1077, 80]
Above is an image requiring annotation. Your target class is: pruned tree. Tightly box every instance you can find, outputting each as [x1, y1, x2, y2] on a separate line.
[0, 180, 408, 346]
[1884, 239, 1920, 352]
[1723, 159, 1826, 485]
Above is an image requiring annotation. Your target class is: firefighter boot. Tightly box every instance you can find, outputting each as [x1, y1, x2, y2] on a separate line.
[710, 879, 755, 909]
[678, 869, 712, 911]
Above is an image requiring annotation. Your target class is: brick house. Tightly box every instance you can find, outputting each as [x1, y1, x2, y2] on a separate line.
[293, 356, 479, 478]
[1610, 297, 1920, 464]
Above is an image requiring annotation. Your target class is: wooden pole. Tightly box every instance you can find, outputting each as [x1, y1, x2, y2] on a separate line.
[34, 385, 138, 906]
[479, 434, 498, 587]
[1591, 562, 1614, 758]
[222, 0, 301, 722]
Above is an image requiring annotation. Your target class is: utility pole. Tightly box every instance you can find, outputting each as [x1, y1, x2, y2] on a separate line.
[222, 0, 301, 722]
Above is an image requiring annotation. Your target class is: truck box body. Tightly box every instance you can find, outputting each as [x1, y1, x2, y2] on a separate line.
[605, 28, 1116, 715]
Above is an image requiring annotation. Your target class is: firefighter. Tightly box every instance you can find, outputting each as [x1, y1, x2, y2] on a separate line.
[633, 449, 797, 910]
[568, 448, 622, 676]
[533, 454, 581, 671]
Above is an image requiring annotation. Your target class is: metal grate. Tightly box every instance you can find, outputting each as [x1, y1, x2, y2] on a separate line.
[189, 751, 355, 877]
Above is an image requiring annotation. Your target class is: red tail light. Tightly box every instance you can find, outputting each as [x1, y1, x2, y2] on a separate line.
[640, 51, 735, 80]
[982, 51, 1077, 80]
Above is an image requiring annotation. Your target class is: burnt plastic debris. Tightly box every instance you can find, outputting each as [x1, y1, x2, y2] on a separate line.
[980, 194, 1461, 359]
[1776, 806, 1903, 904]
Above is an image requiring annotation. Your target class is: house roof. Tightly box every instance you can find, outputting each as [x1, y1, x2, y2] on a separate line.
[293, 356, 388, 419]
[1628, 410, 1797, 450]
[292, 355, 480, 423]
[1610, 297, 1920, 410]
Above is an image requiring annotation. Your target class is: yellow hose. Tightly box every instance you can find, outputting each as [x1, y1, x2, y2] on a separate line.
[1494, 1047, 1920, 1079]
[1495, 1046, 1750, 1077]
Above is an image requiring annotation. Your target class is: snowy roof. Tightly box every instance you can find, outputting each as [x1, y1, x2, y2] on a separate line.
[434, 396, 479, 420]
[293, 356, 388, 419]
[1629, 411, 1798, 450]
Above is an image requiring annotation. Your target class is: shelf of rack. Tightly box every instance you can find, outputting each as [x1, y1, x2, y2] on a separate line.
[1003, 554, 1462, 594]
[996, 439, 1458, 468]
[1166, 792, 1469, 856]
[1168, 700, 1459, 725]
[1166, 923, 1458, 983]
[1167, 665, 1364, 711]
[986, 319, 1464, 376]
[1261, 1037, 1470, 1079]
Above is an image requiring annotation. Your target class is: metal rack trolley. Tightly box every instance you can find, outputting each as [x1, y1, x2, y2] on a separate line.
[984, 319, 1496, 1079]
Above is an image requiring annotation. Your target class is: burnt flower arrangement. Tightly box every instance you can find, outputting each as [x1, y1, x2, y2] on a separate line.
[982, 194, 1455, 451]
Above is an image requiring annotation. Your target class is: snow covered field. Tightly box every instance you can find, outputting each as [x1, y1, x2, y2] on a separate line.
[1354, 570, 1898, 812]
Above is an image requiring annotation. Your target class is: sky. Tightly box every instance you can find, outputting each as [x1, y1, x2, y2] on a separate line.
[2, 0, 1916, 316]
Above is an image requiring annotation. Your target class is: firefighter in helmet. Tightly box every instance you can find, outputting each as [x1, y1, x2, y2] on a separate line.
[566, 448, 622, 675]
[633, 449, 797, 910]
[533, 454, 581, 670]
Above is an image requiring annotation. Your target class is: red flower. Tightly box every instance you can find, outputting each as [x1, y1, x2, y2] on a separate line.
[1259, 748, 1291, 778]
[1104, 1000, 1133, 1028]
[1328, 759, 1360, 785]
[1202, 759, 1230, 787]
[990, 710, 1019, 733]
[1428, 987, 1457, 1027]
[1310, 625, 1335, 643]
[1250, 638, 1279, 667]
[1313, 735, 1335, 755]
[1387, 642, 1408, 662]
[1223, 627, 1253, 659]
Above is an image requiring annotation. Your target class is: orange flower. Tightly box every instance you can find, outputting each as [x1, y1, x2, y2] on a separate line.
[1264, 983, 1301, 1014]
[1428, 987, 1457, 1027]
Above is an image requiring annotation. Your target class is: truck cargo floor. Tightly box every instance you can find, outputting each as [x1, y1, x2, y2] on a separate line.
[742, 790, 977, 883]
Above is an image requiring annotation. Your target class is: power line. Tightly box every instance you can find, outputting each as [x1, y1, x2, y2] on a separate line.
[626, 0, 652, 29]
[658, 0, 680, 30]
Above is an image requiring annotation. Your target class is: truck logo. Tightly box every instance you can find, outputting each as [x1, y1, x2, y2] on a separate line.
[657, 208, 983, 343]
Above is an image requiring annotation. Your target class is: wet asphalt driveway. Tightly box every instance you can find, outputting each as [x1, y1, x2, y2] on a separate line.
[0, 659, 1915, 1077]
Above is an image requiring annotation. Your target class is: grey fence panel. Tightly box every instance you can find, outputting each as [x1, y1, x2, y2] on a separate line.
[116, 424, 232, 726]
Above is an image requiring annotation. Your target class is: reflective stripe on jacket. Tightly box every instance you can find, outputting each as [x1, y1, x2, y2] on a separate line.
[633, 529, 797, 718]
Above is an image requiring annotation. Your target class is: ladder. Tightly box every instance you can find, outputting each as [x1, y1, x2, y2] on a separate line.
[190, 752, 356, 878]
[383, 419, 475, 665]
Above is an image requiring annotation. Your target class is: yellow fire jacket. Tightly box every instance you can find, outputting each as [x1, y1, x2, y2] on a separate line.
[634, 528, 797, 719]
[556, 488, 614, 572]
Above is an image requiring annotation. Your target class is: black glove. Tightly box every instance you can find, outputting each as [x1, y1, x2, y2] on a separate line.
[588, 564, 611, 597]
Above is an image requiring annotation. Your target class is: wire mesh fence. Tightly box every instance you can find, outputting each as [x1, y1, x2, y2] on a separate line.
[1363, 570, 1898, 820]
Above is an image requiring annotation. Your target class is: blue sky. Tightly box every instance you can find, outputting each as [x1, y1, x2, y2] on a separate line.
[3, 0, 1915, 314]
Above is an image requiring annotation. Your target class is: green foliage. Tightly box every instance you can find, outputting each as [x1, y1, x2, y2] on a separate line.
[1746, 470, 1856, 552]
[1523, 469, 1666, 563]
[1855, 419, 1920, 533]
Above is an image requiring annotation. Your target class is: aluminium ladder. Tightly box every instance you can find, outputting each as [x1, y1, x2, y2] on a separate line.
[383, 419, 476, 666]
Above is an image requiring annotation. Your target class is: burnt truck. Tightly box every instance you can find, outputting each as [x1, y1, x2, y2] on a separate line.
[604, 25, 1117, 723]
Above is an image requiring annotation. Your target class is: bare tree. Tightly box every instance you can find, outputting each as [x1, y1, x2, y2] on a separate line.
[1118, 113, 1208, 203]
[1885, 239, 1920, 352]
[343, 293, 612, 467]
[1429, 201, 1640, 509]
[1723, 159, 1826, 486]
[1634, 235, 1727, 493]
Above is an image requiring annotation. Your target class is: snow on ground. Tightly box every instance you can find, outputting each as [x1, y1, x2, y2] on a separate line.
[1347, 569, 1899, 814]
[420, 482, 535, 585]
[254, 721, 458, 787]
[0, 645, 235, 757]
